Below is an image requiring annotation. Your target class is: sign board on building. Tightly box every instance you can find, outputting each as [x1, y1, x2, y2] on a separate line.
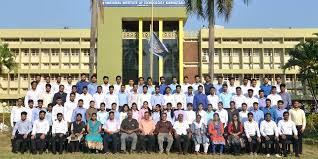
[104, 0, 185, 7]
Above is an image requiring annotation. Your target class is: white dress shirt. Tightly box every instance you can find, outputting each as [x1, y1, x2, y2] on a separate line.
[104, 92, 119, 110]
[66, 92, 80, 103]
[39, 91, 54, 108]
[25, 107, 34, 122]
[113, 83, 121, 94]
[32, 119, 50, 135]
[52, 105, 64, 121]
[93, 92, 106, 109]
[173, 121, 189, 135]
[228, 85, 237, 95]
[244, 120, 261, 138]
[207, 94, 220, 110]
[163, 94, 175, 107]
[79, 93, 94, 109]
[51, 82, 62, 94]
[10, 106, 26, 127]
[125, 85, 133, 94]
[231, 94, 246, 109]
[101, 83, 110, 94]
[181, 83, 191, 94]
[35, 82, 45, 94]
[239, 111, 249, 123]
[128, 92, 139, 107]
[63, 101, 77, 122]
[277, 120, 298, 135]
[52, 119, 68, 134]
[24, 89, 40, 106]
[245, 96, 259, 110]
[240, 85, 251, 96]
[64, 83, 73, 94]
[173, 93, 187, 109]
[138, 93, 152, 110]
[103, 119, 120, 133]
[185, 110, 196, 125]
[216, 108, 229, 127]
[260, 120, 278, 137]
[251, 86, 260, 97]
[197, 110, 207, 125]
[267, 94, 282, 107]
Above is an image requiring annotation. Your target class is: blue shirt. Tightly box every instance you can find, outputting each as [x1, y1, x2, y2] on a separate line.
[258, 97, 266, 110]
[193, 93, 208, 111]
[262, 107, 278, 122]
[72, 107, 87, 123]
[138, 84, 144, 94]
[12, 120, 32, 135]
[260, 84, 272, 97]
[87, 83, 98, 95]
[151, 94, 164, 106]
[276, 108, 287, 123]
[219, 92, 233, 109]
[76, 80, 89, 94]
[251, 109, 264, 124]
[206, 111, 214, 124]
[169, 83, 178, 93]
[186, 93, 194, 105]
[118, 91, 128, 106]
[159, 84, 168, 95]
[152, 111, 161, 124]
[32, 108, 46, 123]
[204, 83, 213, 95]
[214, 83, 223, 95]
[97, 111, 108, 125]
[46, 112, 53, 126]
[147, 85, 155, 94]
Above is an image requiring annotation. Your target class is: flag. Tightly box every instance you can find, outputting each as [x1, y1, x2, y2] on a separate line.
[148, 32, 169, 57]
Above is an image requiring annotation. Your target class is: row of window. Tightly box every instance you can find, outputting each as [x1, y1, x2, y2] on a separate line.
[11, 48, 92, 56]
[202, 48, 290, 57]
[1, 38, 90, 42]
[201, 37, 317, 43]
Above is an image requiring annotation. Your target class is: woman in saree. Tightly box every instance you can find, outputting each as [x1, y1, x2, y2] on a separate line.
[208, 113, 225, 155]
[85, 113, 103, 152]
[190, 114, 209, 155]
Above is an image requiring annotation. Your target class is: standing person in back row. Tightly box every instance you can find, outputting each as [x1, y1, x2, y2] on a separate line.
[260, 77, 272, 97]
[193, 85, 208, 111]
[288, 100, 306, 155]
[76, 73, 89, 94]
[219, 84, 233, 109]
[204, 75, 213, 95]
[87, 75, 98, 95]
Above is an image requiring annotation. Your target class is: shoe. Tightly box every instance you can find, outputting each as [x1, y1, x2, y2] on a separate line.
[295, 154, 300, 158]
[254, 152, 258, 156]
[275, 154, 282, 158]
[120, 150, 127, 154]
[195, 152, 199, 155]
[266, 154, 270, 157]
[283, 154, 287, 157]
[166, 152, 170, 155]
[158, 151, 163, 154]
[250, 152, 254, 156]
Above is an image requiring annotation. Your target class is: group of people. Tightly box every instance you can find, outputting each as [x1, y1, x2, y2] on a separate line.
[10, 74, 306, 157]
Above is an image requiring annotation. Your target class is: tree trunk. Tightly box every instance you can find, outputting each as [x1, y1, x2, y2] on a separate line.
[89, 0, 98, 81]
[208, 3, 215, 81]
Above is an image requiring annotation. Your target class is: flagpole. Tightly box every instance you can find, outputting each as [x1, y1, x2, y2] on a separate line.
[149, 0, 154, 79]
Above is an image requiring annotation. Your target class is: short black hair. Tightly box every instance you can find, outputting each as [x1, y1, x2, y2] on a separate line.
[21, 111, 27, 116]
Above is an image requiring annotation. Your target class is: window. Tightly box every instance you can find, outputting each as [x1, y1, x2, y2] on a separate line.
[232, 52, 240, 57]
[63, 63, 70, 67]
[10, 49, 19, 56]
[43, 63, 49, 66]
[223, 49, 231, 56]
[23, 63, 29, 67]
[21, 49, 29, 56]
[22, 75, 28, 81]
[264, 49, 272, 56]
[215, 49, 220, 56]
[71, 49, 80, 56]
[62, 49, 70, 56]
[71, 63, 79, 67]
[254, 74, 261, 81]
[42, 38, 59, 42]
[31, 49, 39, 56]
[83, 49, 90, 56]
[31, 63, 39, 66]
[51, 63, 59, 66]
[51, 49, 59, 56]
[41, 49, 50, 56]
[243, 48, 252, 56]
[253, 49, 260, 57]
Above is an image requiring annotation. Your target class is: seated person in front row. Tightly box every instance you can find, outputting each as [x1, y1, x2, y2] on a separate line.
[85, 113, 103, 152]
[51, 113, 68, 154]
[31, 110, 50, 154]
[120, 110, 139, 153]
[103, 111, 120, 154]
[155, 112, 174, 154]
[227, 114, 243, 155]
[244, 112, 261, 156]
[278, 111, 300, 157]
[11, 111, 32, 154]
[67, 113, 86, 153]
[191, 114, 209, 155]
[173, 113, 191, 155]
[139, 111, 156, 153]
[208, 113, 225, 155]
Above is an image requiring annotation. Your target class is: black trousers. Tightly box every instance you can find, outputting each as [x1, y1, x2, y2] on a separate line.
[262, 135, 279, 154]
[69, 141, 80, 152]
[247, 136, 260, 153]
[139, 135, 156, 152]
[174, 135, 190, 153]
[52, 134, 65, 154]
[13, 134, 30, 153]
[296, 125, 303, 154]
[103, 133, 119, 153]
[280, 135, 299, 156]
[31, 133, 47, 154]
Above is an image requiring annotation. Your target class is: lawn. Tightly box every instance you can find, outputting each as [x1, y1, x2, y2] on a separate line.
[1, 133, 318, 159]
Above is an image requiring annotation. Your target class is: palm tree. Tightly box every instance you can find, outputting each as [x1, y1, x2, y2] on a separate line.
[0, 43, 17, 74]
[282, 37, 318, 111]
[89, 0, 104, 80]
[185, 0, 249, 80]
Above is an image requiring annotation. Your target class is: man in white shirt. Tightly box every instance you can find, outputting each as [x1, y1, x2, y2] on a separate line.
[25, 100, 34, 122]
[125, 79, 134, 94]
[39, 84, 54, 108]
[173, 114, 190, 155]
[260, 113, 280, 158]
[228, 77, 237, 95]
[244, 112, 261, 156]
[240, 77, 251, 96]
[66, 85, 80, 103]
[34, 74, 44, 94]
[173, 85, 186, 110]
[192, 75, 204, 94]
[207, 87, 219, 110]
[52, 75, 62, 94]
[64, 76, 73, 94]
[275, 76, 282, 93]
[51, 113, 68, 154]
[64, 93, 77, 124]
[25, 81, 40, 107]
[30, 110, 49, 154]
[138, 85, 152, 110]
[113, 76, 122, 94]
[103, 111, 120, 154]
[250, 79, 260, 97]
[215, 102, 228, 127]
[93, 86, 106, 109]
[278, 111, 299, 157]
[128, 84, 139, 108]
[185, 86, 194, 105]
[52, 97, 64, 121]
[163, 87, 175, 109]
[239, 103, 249, 123]
[101, 76, 110, 94]
[181, 76, 191, 94]
[78, 86, 94, 109]
[10, 98, 26, 127]
[231, 87, 246, 110]
[104, 85, 119, 111]
[185, 103, 196, 125]
[267, 86, 282, 108]
[245, 89, 259, 110]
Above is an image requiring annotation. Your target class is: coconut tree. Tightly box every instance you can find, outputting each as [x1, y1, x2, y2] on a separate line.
[282, 37, 318, 111]
[185, 0, 249, 80]
[0, 43, 17, 74]
[89, 0, 104, 80]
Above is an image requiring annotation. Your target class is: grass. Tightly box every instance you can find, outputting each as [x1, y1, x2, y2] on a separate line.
[1, 133, 318, 159]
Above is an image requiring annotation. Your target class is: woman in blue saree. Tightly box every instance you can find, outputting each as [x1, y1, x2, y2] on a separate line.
[85, 113, 103, 151]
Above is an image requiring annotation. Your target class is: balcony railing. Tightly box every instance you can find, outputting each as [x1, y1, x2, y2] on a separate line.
[122, 32, 178, 39]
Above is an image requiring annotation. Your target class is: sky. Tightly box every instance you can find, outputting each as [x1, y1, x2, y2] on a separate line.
[0, 0, 317, 31]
